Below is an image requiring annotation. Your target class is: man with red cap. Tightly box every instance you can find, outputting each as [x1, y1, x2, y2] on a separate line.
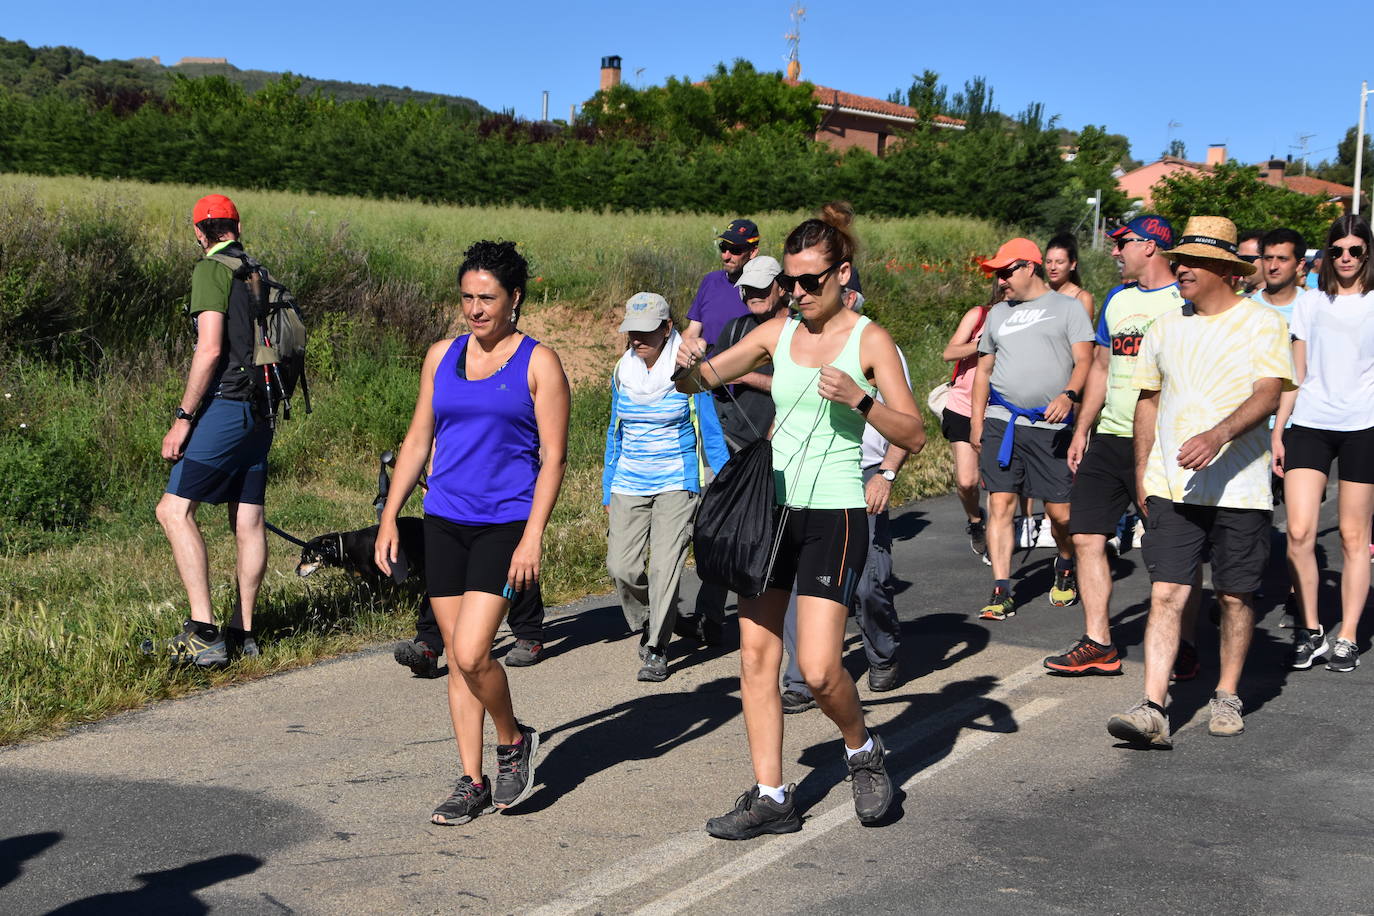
[969, 238, 1095, 621]
[153, 193, 272, 666]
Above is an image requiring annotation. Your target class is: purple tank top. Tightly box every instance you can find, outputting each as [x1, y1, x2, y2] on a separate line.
[424, 334, 541, 525]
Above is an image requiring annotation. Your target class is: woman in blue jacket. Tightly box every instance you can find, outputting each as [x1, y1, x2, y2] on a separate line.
[603, 292, 729, 682]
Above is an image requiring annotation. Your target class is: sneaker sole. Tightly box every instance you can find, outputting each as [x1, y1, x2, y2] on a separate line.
[494, 729, 540, 810]
[1043, 659, 1121, 675]
[1325, 660, 1360, 672]
[1208, 725, 1244, 737]
[1048, 595, 1080, 607]
[1291, 644, 1330, 670]
[1107, 717, 1171, 749]
[782, 701, 817, 715]
[432, 803, 496, 826]
[636, 669, 668, 682]
[978, 609, 1016, 620]
[505, 652, 541, 668]
[706, 815, 802, 840]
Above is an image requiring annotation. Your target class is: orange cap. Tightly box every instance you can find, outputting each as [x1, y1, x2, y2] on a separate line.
[980, 237, 1042, 272]
[192, 193, 239, 224]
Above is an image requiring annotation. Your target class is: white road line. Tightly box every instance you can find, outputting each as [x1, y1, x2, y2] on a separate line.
[632, 696, 1063, 916]
[528, 658, 1054, 916]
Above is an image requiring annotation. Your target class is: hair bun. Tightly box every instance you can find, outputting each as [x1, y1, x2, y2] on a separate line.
[819, 201, 854, 231]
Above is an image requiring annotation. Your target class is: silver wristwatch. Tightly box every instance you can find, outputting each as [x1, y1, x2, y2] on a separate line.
[877, 468, 897, 482]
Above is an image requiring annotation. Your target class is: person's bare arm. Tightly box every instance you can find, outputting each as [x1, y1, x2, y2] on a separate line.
[507, 344, 571, 591]
[162, 311, 225, 461]
[818, 324, 924, 453]
[1044, 340, 1094, 424]
[969, 351, 994, 453]
[941, 306, 984, 362]
[676, 317, 781, 392]
[1272, 339, 1304, 476]
[1177, 378, 1283, 471]
[682, 319, 704, 343]
[376, 340, 447, 574]
[1068, 344, 1111, 472]
[1133, 389, 1160, 516]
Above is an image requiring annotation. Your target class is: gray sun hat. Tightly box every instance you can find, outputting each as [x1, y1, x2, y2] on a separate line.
[618, 291, 671, 333]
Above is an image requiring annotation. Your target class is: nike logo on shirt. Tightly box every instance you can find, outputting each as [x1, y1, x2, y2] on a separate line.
[999, 316, 1056, 336]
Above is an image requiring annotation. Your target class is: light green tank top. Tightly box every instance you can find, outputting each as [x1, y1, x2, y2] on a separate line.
[770, 315, 874, 509]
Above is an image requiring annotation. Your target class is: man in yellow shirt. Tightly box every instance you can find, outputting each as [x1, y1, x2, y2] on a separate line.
[1107, 217, 1294, 748]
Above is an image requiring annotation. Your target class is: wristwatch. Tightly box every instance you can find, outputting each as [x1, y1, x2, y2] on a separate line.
[1061, 389, 1082, 403]
[877, 468, 897, 482]
[174, 406, 196, 421]
[853, 394, 875, 415]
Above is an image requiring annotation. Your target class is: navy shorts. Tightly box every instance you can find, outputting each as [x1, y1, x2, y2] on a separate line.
[165, 398, 272, 505]
[979, 417, 1074, 503]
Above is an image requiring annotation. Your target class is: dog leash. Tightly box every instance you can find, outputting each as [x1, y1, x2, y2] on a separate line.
[265, 521, 310, 548]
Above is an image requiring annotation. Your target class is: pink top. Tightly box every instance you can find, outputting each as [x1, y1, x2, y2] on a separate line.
[945, 308, 987, 417]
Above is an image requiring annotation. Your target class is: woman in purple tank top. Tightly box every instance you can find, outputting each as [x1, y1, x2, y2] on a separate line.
[376, 241, 570, 825]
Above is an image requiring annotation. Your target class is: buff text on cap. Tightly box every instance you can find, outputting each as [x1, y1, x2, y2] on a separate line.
[618, 292, 672, 333]
[193, 194, 239, 224]
[1108, 214, 1174, 249]
[980, 238, 1043, 272]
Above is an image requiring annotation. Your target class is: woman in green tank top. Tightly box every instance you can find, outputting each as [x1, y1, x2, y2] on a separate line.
[676, 206, 924, 838]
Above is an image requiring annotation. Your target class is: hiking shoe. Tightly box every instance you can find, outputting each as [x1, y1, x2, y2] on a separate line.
[867, 663, 899, 692]
[1172, 639, 1200, 682]
[978, 587, 1015, 621]
[966, 512, 988, 557]
[1048, 568, 1079, 607]
[505, 638, 543, 667]
[163, 619, 227, 668]
[431, 775, 494, 826]
[394, 638, 440, 678]
[1043, 635, 1121, 675]
[705, 785, 801, 840]
[1325, 638, 1360, 672]
[493, 722, 539, 809]
[224, 626, 259, 659]
[1290, 627, 1329, 670]
[637, 647, 668, 682]
[781, 690, 816, 714]
[846, 733, 892, 825]
[1107, 699, 1172, 748]
[1208, 692, 1244, 737]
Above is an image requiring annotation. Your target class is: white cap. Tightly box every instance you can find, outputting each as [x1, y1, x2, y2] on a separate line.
[618, 292, 671, 332]
[734, 255, 782, 290]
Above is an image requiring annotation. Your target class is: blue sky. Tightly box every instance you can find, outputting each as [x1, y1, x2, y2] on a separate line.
[5, 1, 1374, 171]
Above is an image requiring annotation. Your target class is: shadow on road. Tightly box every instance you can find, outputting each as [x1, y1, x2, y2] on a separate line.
[43, 853, 262, 915]
[0, 832, 62, 890]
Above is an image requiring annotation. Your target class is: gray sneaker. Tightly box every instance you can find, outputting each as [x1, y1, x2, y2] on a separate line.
[505, 638, 543, 667]
[163, 619, 227, 668]
[1325, 638, 1360, 672]
[1107, 699, 1172, 748]
[493, 722, 539, 809]
[966, 511, 987, 557]
[1208, 692, 1244, 737]
[845, 733, 892, 825]
[637, 648, 668, 682]
[705, 785, 801, 840]
[1290, 626, 1328, 670]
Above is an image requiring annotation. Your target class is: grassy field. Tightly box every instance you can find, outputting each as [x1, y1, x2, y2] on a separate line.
[0, 173, 1121, 743]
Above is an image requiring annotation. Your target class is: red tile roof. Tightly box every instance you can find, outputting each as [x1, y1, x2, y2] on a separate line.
[1282, 175, 1355, 199]
[786, 80, 965, 128]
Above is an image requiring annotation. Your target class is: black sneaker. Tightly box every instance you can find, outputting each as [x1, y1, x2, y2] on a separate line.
[705, 785, 801, 840]
[697, 616, 724, 647]
[1325, 638, 1360, 672]
[1171, 639, 1200, 682]
[966, 511, 987, 557]
[1290, 627, 1329, 670]
[637, 647, 668, 682]
[781, 690, 816, 714]
[493, 722, 539, 809]
[846, 733, 892, 825]
[163, 619, 227, 668]
[505, 638, 543, 667]
[393, 638, 440, 678]
[224, 626, 259, 659]
[867, 663, 899, 692]
[431, 775, 494, 826]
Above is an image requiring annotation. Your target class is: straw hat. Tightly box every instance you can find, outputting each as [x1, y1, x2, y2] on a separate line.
[1159, 216, 1256, 276]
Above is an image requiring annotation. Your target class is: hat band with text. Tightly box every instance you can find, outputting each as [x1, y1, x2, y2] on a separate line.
[1176, 235, 1237, 254]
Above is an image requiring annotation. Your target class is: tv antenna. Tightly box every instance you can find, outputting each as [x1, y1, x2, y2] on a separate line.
[1290, 132, 1316, 175]
[634, 67, 646, 85]
[785, 3, 805, 81]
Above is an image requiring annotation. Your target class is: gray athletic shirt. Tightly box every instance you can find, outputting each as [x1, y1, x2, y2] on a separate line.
[977, 290, 1094, 429]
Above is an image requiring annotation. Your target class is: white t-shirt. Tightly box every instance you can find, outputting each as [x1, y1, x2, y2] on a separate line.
[1289, 288, 1374, 431]
[861, 348, 911, 469]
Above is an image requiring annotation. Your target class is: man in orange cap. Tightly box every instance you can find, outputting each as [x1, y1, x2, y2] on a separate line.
[969, 238, 1095, 621]
[153, 193, 272, 667]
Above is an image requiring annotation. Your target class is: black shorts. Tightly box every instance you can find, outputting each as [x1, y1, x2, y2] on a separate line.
[1140, 497, 1271, 593]
[424, 516, 526, 599]
[979, 417, 1073, 503]
[1069, 434, 1138, 535]
[1282, 424, 1374, 484]
[941, 408, 972, 444]
[766, 507, 868, 606]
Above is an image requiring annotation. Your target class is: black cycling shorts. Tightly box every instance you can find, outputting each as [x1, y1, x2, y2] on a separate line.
[765, 506, 868, 606]
[1282, 424, 1374, 484]
[941, 408, 972, 444]
[424, 515, 526, 599]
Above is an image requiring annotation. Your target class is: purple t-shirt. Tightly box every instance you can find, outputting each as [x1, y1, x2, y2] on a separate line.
[687, 270, 750, 346]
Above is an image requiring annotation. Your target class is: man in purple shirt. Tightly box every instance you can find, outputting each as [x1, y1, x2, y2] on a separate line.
[684, 218, 759, 351]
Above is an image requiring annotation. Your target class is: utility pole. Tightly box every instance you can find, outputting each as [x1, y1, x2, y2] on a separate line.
[541, 90, 549, 122]
[1356, 80, 1369, 216]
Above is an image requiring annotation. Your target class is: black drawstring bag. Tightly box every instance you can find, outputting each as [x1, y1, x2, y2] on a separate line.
[692, 437, 783, 598]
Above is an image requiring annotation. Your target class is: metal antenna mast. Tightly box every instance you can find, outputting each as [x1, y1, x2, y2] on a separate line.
[785, 3, 805, 80]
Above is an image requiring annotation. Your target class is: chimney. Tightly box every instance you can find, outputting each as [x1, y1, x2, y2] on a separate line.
[1206, 144, 1227, 166]
[1263, 159, 1287, 186]
[600, 55, 622, 92]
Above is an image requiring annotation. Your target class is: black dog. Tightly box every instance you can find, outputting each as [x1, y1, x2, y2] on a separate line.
[296, 516, 426, 584]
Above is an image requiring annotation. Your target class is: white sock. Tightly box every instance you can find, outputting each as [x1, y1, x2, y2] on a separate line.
[845, 733, 874, 758]
[756, 783, 787, 804]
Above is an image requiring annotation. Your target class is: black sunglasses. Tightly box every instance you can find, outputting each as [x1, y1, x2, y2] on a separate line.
[1329, 244, 1367, 260]
[777, 262, 840, 294]
[994, 261, 1027, 280]
[718, 241, 755, 255]
[1114, 236, 1149, 251]
[1239, 254, 1261, 263]
[739, 284, 773, 300]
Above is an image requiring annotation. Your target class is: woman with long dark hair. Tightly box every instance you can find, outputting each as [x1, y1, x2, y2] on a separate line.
[1045, 232, 1095, 318]
[376, 240, 570, 823]
[1274, 214, 1374, 673]
[676, 204, 924, 839]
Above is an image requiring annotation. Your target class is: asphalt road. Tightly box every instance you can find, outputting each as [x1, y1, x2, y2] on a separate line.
[2, 483, 1371, 915]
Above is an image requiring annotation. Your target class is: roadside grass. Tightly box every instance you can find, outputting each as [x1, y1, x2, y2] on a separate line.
[0, 173, 1119, 743]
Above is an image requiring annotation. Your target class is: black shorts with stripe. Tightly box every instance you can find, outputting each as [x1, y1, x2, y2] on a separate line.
[766, 506, 868, 606]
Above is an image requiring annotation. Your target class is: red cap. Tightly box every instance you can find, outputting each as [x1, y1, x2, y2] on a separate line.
[192, 194, 239, 224]
[980, 237, 1043, 272]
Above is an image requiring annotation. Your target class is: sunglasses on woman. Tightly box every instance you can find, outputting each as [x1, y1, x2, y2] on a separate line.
[776, 262, 840, 294]
[1328, 244, 1367, 260]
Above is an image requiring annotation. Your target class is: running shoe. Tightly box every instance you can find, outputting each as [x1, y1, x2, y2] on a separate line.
[1017, 517, 1037, 549]
[978, 587, 1015, 621]
[431, 775, 494, 826]
[162, 619, 227, 668]
[1208, 692, 1244, 737]
[393, 638, 439, 678]
[781, 690, 817, 714]
[1325, 638, 1360, 672]
[1172, 639, 1200, 682]
[505, 638, 543, 667]
[493, 722, 540, 809]
[1289, 627, 1329, 670]
[1043, 635, 1121, 675]
[224, 626, 259, 659]
[637, 648, 668, 682]
[966, 511, 988, 557]
[867, 662, 899, 692]
[705, 785, 801, 840]
[1048, 567, 1079, 607]
[1107, 699, 1172, 749]
[846, 733, 892, 824]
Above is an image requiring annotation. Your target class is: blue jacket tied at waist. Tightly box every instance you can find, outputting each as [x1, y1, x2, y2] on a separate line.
[987, 387, 1073, 469]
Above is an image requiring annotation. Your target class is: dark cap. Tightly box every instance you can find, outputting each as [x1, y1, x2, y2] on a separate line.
[1108, 214, 1174, 249]
[716, 219, 760, 247]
